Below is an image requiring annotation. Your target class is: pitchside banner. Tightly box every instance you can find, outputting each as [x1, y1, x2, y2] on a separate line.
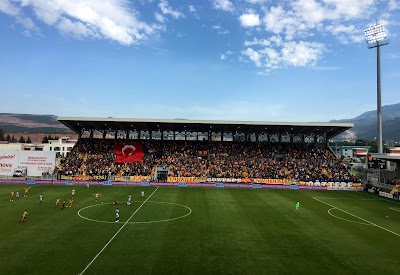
[298, 181, 362, 188]
[0, 151, 19, 176]
[18, 151, 56, 177]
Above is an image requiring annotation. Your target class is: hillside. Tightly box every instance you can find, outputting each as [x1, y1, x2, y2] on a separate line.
[331, 103, 400, 141]
[0, 113, 73, 134]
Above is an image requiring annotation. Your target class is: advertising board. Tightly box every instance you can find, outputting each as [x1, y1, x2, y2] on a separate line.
[18, 151, 56, 177]
[0, 151, 19, 176]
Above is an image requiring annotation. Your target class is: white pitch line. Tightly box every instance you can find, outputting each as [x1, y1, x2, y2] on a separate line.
[79, 187, 159, 275]
[313, 197, 379, 201]
[313, 197, 400, 238]
[327, 208, 372, 226]
[390, 207, 400, 213]
[77, 200, 192, 224]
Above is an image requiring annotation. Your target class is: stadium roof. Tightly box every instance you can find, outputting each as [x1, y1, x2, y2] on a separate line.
[58, 117, 353, 140]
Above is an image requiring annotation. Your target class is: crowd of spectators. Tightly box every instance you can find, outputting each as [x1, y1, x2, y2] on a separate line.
[56, 139, 358, 182]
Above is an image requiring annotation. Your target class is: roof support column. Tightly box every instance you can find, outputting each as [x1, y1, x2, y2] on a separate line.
[103, 131, 106, 139]
[114, 131, 118, 140]
[79, 131, 82, 140]
[290, 134, 294, 143]
[161, 131, 164, 140]
[89, 130, 93, 140]
[314, 134, 317, 145]
[279, 134, 282, 143]
[256, 133, 259, 143]
[138, 130, 141, 140]
[173, 131, 176, 140]
[221, 132, 223, 142]
[150, 131, 152, 140]
[126, 130, 129, 140]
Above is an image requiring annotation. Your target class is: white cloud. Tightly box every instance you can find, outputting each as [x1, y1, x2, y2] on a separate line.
[325, 24, 364, 43]
[242, 39, 326, 69]
[388, 0, 400, 10]
[0, 0, 19, 16]
[189, 5, 196, 13]
[158, 0, 184, 19]
[244, 37, 271, 47]
[213, 0, 234, 12]
[239, 13, 261, 27]
[235, 0, 389, 72]
[220, 50, 233, 60]
[244, 0, 266, 3]
[263, 0, 377, 41]
[280, 41, 325, 66]
[243, 48, 262, 67]
[154, 12, 165, 23]
[263, 6, 301, 40]
[0, 0, 39, 35]
[1, 0, 160, 45]
[57, 17, 98, 39]
[211, 25, 230, 35]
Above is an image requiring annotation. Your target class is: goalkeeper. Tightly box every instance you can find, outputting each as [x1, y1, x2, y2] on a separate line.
[295, 201, 300, 212]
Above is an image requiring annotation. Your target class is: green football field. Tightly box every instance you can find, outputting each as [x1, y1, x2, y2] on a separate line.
[1, 184, 399, 274]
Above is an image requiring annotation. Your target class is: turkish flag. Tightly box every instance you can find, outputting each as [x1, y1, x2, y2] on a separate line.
[114, 142, 144, 163]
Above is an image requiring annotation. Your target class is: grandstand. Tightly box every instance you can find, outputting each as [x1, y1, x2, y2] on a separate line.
[57, 117, 357, 184]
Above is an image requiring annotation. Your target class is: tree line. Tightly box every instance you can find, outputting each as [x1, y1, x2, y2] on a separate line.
[0, 129, 59, 143]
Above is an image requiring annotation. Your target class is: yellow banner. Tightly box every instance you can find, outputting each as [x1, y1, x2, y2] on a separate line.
[129, 176, 151, 182]
[252, 178, 289, 184]
[168, 177, 198, 183]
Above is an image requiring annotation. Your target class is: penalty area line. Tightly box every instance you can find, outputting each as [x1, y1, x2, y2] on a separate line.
[313, 197, 400, 238]
[79, 187, 159, 275]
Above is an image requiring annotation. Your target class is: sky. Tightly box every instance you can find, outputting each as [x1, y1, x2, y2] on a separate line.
[0, 0, 399, 122]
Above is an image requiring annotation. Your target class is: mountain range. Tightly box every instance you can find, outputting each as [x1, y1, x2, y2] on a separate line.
[330, 103, 400, 141]
[1, 104, 400, 141]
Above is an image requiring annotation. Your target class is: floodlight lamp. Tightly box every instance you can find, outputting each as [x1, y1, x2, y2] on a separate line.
[364, 24, 387, 44]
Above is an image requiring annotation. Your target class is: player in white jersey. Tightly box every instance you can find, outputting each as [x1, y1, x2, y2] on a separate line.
[71, 189, 75, 198]
[141, 191, 144, 199]
[16, 191, 20, 200]
[127, 194, 132, 205]
[39, 193, 43, 203]
[115, 208, 120, 222]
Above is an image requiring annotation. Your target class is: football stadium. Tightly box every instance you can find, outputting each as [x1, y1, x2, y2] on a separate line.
[1, 117, 400, 274]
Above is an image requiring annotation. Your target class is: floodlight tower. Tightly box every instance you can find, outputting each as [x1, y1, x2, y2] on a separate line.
[364, 24, 389, 154]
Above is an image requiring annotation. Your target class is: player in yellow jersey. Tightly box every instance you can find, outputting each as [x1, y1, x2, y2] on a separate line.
[56, 198, 60, 208]
[92, 193, 101, 202]
[68, 199, 73, 207]
[24, 187, 31, 197]
[10, 191, 14, 201]
[19, 210, 28, 223]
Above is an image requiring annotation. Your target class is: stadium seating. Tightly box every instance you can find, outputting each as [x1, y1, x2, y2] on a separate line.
[55, 139, 357, 182]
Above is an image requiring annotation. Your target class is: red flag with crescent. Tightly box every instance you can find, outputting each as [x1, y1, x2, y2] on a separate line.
[114, 142, 144, 163]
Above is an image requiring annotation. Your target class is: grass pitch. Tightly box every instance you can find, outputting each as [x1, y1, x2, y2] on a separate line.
[1, 184, 399, 274]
